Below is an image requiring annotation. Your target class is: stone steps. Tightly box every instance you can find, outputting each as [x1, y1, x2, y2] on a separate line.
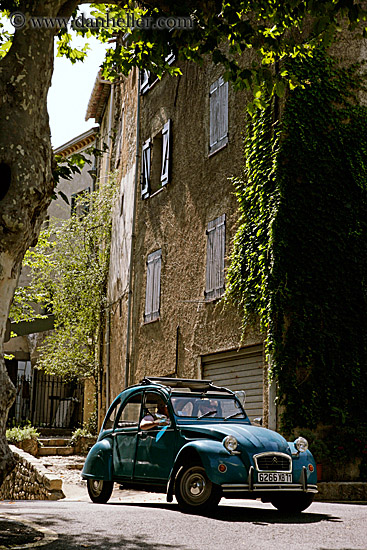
[38, 437, 74, 457]
[39, 438, 71, 447]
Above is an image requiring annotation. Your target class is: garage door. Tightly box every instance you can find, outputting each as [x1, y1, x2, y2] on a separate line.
[202, 344, 264, 421]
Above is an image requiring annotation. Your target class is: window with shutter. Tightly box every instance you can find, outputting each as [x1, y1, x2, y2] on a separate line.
[141, 138, 151, 199]
[145, 120, 172, 197]
[205, 214, 226, 301]
[165, 51, 176, 65]
[140, 69, 158, 95]
[140, 70, 151, 94]
[209, 77, 228, 155]
[144, 249, 162, 323]
[161, 119, 171, 186]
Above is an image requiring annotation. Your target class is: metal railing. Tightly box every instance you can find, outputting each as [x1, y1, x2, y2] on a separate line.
[7, 372, 84, 429]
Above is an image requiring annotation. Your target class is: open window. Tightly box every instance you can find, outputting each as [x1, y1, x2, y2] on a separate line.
[140, 70, 158, 95]
[141, 120, 171, 199]
[142, 392, 171, 427]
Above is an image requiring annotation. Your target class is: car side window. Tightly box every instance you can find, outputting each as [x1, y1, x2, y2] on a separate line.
[103, 399, 121, 430]
[115, 393, 142, 429]
[142, 392, 171, 427]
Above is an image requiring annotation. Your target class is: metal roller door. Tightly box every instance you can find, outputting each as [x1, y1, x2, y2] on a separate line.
[202, 344, 264, 421]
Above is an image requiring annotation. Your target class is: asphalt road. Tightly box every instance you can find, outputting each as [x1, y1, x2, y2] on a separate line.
[1, 495, 367, 550]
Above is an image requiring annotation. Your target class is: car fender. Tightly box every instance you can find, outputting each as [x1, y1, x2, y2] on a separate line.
[81, 436, 113, 481]
[166, 439, 246, 502]
[289, 442, 318, 485]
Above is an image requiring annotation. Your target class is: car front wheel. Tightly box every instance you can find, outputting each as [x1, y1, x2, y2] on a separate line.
[87, 479, 114, 504]
[175, 465, 221, 513]
[270, 493, 314, 513]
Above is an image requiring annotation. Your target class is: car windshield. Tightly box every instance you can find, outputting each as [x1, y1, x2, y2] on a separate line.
[170, 395, 247, 420]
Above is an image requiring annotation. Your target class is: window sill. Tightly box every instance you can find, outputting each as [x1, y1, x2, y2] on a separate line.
[141, 77, 159, 95]
[149, 186, 167, 199]
[143, 317, 160, 325]
[204, 295, 224, 304]
[208, 140, 228, 158]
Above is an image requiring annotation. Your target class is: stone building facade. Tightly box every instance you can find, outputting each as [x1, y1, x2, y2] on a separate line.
[88, 58, 276, 428]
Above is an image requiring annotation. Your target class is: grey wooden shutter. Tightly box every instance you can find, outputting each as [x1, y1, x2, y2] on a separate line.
[209, 77, 228, 154]
[165, 51, 176, 65]
[144, 249, 162, 322]
[140, 70, 150, 94]
[205, 214, 226, 300]
[161, 119, 171, 186]
[141, 138, 151, 199]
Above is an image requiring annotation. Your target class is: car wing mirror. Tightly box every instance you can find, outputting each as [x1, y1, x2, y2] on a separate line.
[235, 391, 246, 407]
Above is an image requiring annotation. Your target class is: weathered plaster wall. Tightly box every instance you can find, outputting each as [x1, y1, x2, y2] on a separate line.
[104, 69, 139, 407]
[130, 60, 263, 384]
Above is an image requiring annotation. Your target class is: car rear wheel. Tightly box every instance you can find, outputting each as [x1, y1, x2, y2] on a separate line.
[87, 479, 114, 504]
[270, 493, 314, 513]
[175, 465, 221, 513]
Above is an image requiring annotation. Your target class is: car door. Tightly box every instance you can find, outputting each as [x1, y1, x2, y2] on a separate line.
[134, 391, 176, 483]
[112, 391, 142, 480]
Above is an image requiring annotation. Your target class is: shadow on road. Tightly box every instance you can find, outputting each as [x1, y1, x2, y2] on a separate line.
[51, 533, 187, 550]
[107, 501, 340, 525]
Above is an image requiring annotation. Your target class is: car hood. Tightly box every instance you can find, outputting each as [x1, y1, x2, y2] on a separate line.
[179, 423, 291, 454]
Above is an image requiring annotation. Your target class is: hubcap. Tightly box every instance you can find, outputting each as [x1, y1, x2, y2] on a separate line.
[91, 480, 103, 495]
[188, 475, 206, 496]
[181, 467, 212, 505]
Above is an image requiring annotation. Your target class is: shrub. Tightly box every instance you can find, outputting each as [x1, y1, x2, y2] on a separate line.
[6, 424, 40, 444]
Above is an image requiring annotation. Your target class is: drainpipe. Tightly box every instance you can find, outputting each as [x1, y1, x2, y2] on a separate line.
[106, 84, 114, 174]
[105, 309, 110, 409]
[124, 70, 141, 388]
[105, 83, 114, 409]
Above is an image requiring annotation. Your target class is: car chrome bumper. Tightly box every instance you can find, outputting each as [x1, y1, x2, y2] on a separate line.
[221, 483, 318, 494]
[221, 466, 317, 494]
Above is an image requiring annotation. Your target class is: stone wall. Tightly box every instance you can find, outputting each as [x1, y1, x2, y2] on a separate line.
[0, 446, 64, 500]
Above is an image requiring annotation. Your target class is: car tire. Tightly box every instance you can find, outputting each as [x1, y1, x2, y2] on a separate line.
[87, 479, 114, 504]
[174, 465, 221, 513]
[270, 493, 314, 513]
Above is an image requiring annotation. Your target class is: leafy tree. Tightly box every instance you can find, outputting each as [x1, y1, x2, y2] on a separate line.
[11, 178, 117, 384]
[1, 0, 366, 486]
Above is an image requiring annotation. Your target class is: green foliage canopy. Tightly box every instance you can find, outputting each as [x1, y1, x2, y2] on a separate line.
[3, 1, 367, 102]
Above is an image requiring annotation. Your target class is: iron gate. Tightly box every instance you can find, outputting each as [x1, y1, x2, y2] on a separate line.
[7, 370, 84, 429]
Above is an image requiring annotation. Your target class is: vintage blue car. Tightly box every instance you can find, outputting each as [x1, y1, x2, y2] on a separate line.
[82, 377, 317, 513]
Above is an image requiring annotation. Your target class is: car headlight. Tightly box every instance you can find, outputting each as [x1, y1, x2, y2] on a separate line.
[294, 436, 309, 452]
[223, 435, 238, 453]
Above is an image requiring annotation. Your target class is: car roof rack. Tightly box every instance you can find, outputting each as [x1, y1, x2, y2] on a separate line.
[140, 376, 233, 394]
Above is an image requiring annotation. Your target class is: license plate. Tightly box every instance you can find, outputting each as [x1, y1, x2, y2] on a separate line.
[258, 472, 292, 483]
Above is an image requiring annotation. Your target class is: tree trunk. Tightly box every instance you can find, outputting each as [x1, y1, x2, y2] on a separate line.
[0, 0, 79, 486]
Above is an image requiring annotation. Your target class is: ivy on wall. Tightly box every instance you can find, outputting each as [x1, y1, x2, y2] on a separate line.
[227, 49, 367, 435]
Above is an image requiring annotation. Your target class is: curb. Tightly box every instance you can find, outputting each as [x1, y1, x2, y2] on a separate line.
[315, 481, 367, 502]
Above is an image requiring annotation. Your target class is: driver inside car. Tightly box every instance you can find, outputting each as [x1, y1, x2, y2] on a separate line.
[140, 401, 170, 430]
